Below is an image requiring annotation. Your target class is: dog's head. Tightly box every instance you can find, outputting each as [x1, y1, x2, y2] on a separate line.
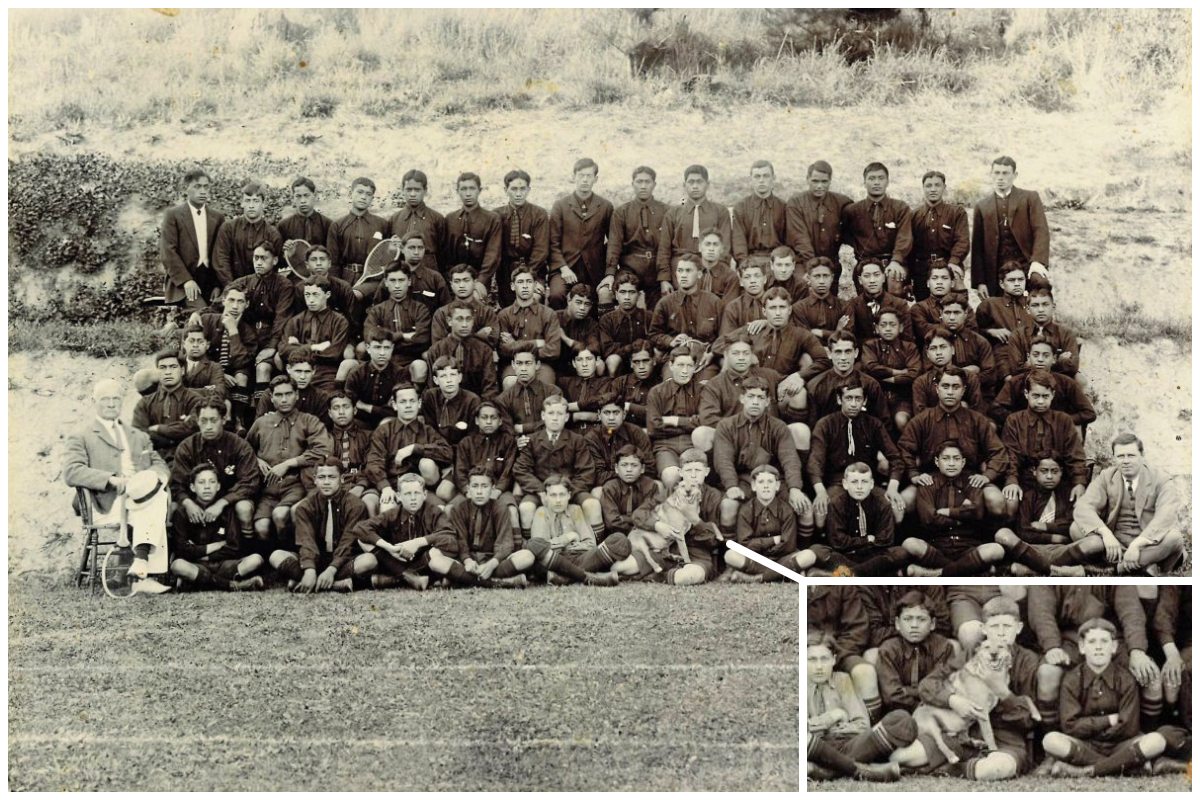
[974, 637, 1013, 673]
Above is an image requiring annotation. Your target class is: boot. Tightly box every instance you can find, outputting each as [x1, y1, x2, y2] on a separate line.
[230, 576, 265, 591]
[584, 571, 619, 587]
[1151, 756, 1190, 776]
[854, 762, 900, 782]
[806, 763, 838, 781]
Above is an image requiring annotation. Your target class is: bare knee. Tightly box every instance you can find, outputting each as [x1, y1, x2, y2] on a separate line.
[788, 423, 810, 451]
[691, 427, 715, 452]
[1042, 731, 1072, 758]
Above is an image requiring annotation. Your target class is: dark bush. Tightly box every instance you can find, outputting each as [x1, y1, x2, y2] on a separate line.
[9, 152, 306, 322]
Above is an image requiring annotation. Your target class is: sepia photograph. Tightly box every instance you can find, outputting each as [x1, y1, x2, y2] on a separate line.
[807, 585, 1192, 790]
[6, 6, 1191, 792]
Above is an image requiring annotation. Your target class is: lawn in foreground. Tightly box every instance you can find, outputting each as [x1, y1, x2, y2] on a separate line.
[810, 773, 1189, 792]
[8, 576, 799, 791]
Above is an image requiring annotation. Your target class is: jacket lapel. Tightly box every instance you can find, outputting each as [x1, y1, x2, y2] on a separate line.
[93, 419, 118, 450]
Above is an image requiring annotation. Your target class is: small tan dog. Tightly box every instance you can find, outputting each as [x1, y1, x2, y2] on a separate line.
[628, 482, 704, 572]
[912, 636, 1041, 764]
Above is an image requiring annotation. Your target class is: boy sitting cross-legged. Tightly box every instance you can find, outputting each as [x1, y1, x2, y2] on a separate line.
[268, 457, 378, 593]
[169, 463, 266, 591]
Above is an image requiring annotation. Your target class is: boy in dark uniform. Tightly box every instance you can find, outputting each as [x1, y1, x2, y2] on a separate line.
[169, 463, 266, 591]
[326, 176, 388, 286]
[492, 169, 549, 307]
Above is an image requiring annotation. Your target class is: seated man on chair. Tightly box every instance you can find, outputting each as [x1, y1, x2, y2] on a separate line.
[63, 378, 172, 593]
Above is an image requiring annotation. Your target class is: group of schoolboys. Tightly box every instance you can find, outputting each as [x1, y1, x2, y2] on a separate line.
[123, 154, 1184, 592]
[807, 585, 1191, 782]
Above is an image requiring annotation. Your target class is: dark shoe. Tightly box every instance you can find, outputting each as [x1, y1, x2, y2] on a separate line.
[231, 576, 265, 591]
[1151, 756, 1190, 776]
[584, 570, 619, 587]
[854, 762, 900, 782]
[806, 763, 839, 781]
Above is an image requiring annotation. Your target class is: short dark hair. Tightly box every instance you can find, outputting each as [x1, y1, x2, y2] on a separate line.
[194, 398, 225, 418]
[401, 169, 428, 188]
[614, 270, 640, 289]
[315, 456, 344, 473]
[351, 176, 376, 192]
[1025, 368, 1056, 394]
[326, 389, 354, 409]
[291, 176, 316, 193]
[934, 438, 964, 457]
[836, 377, 865, 398]
[511, 264, 537, 282]
[154, 349, 180, 367]
[567, 283, 593, 301]
[939, 365, 966, 383]
[739, 256, 769, 276]
[300, 275, 331, 291]
[466, 465, 495, 482]
[573, 158, 598, 175]
[750, 159, 774, 175]
[285, 349, 314, 367]
[432, 355, 461, 374]
[631, 165, 656, 181]
[992, 155, 1017, 171]
[542, 473, 571, 492]
[827, 330, 858, 348]
[628, 340, 654, 363]
[447, 262, 477, 280]
[938, 292, 968, 310]
[456, 172, 481, 189]
[504, 169, 531, 187]
[668, 345, 695, 363]
[269, 374, 296, 393]
[253, 239, 278, 257]
[807, 160, 832, 178]
[924, 325, 953, 347]
[241, 180, 267, 198]
[189, 461, 220, 484]
[446, 299, 475, 318]
[182, 167, 209, 187]
[862, 162, 889, 179]
[684, 164, 709, 182]
[921, 170, 946, 185]
[762, 286, 792, 305]
[305, 244, 331, 263]
[806, 256, 835, 274]
[614, 444, 642, 463]
[999, 260, 1027, 280]
[741, 375, 770, 394]
[895, 590, 932, 617]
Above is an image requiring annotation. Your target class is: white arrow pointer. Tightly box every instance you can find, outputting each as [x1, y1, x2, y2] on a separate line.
[725, 541, 804, 584]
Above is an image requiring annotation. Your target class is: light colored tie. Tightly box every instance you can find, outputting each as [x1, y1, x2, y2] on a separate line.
[691, 204, 701, 239]
[112, 422, 135, 477]
[857, 502, 872, 542]
[1038, 494, 1057, 525]
[325, 500, 336, 552]
[847, 418, 856, 456]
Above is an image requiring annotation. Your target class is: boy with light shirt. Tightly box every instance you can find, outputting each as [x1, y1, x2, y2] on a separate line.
[525, 474, 628, 586]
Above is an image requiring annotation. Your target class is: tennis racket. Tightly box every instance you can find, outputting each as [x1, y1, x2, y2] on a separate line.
[101, 498, 134, 599]
[284, 239, 312, 278]
[354, 238, 403, 289]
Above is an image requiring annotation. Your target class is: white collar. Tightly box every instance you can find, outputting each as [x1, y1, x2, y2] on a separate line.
[994, 188, 1013, 199]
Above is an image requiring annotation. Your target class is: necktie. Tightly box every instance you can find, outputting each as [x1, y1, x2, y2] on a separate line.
[509, 207, 521, 249]
[857, 502, 871, 542]
[218, 329, 230, 369]
[811, 686, 826, 717]
[308, 314, 319, 344]
[847, 418, 856, 456]
[1125, 479, 1135, 502]
[325, 500, 336, 552]
[758, 199, 769, 236]
[1038, 494, 1057, 525]
[871, 202, 881, 229]
[340, 430, 351, 472]
[639, 204, 649, 234]
[691, 204, 701, 239]
[816, 197, 826, 226]
[112, 422, 135, 477]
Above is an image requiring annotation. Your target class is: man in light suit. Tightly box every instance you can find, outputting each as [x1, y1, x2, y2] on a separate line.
[970, 156, 1050, 297]
[1071, 431, 1186, 575]
[64, 378, 172, 592]
[160, 168, 225, 309]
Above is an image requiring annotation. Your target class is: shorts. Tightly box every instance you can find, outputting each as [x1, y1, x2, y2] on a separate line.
[631, 539, 716, 582]
[652, 434, 694, 473]
[375, 546, 434, 576]
[208, 558, 244, 580]
[927, 533, 986, 562]
[253, 476, 305, 520]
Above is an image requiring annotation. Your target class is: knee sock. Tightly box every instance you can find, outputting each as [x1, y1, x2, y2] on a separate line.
[848, 720, 891, 762]
[1038, 703, 1060, 731]
[493, 556, 522, 579]
[1065, 738, 1102, 766]
[808, 739, 857, 776]
[854, 546, 909, 577]
[863, 694, 883, 725]
[918, 545, 949, 568]
[1054, 539, 1096, 565]
[194, 563, 231, 590]
[941, 548, 987, 577]
[274, 556, 303, 583]
[1141, 694, 1164, 731]
[1092, 739, 1149, 776]
[797, 517, 815, 549]
[1006, 539, 1053, 574]
[1156, 725, 1190, 754]
[444, 561, 482, 587]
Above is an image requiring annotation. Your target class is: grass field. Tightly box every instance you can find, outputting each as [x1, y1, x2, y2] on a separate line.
[8, 575, 799, 791]
[810, 773, 1189, 792]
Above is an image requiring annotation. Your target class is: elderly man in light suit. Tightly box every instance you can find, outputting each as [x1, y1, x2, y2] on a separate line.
[64, 378, 172, 592]
[1071, 431, 1185, 575]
